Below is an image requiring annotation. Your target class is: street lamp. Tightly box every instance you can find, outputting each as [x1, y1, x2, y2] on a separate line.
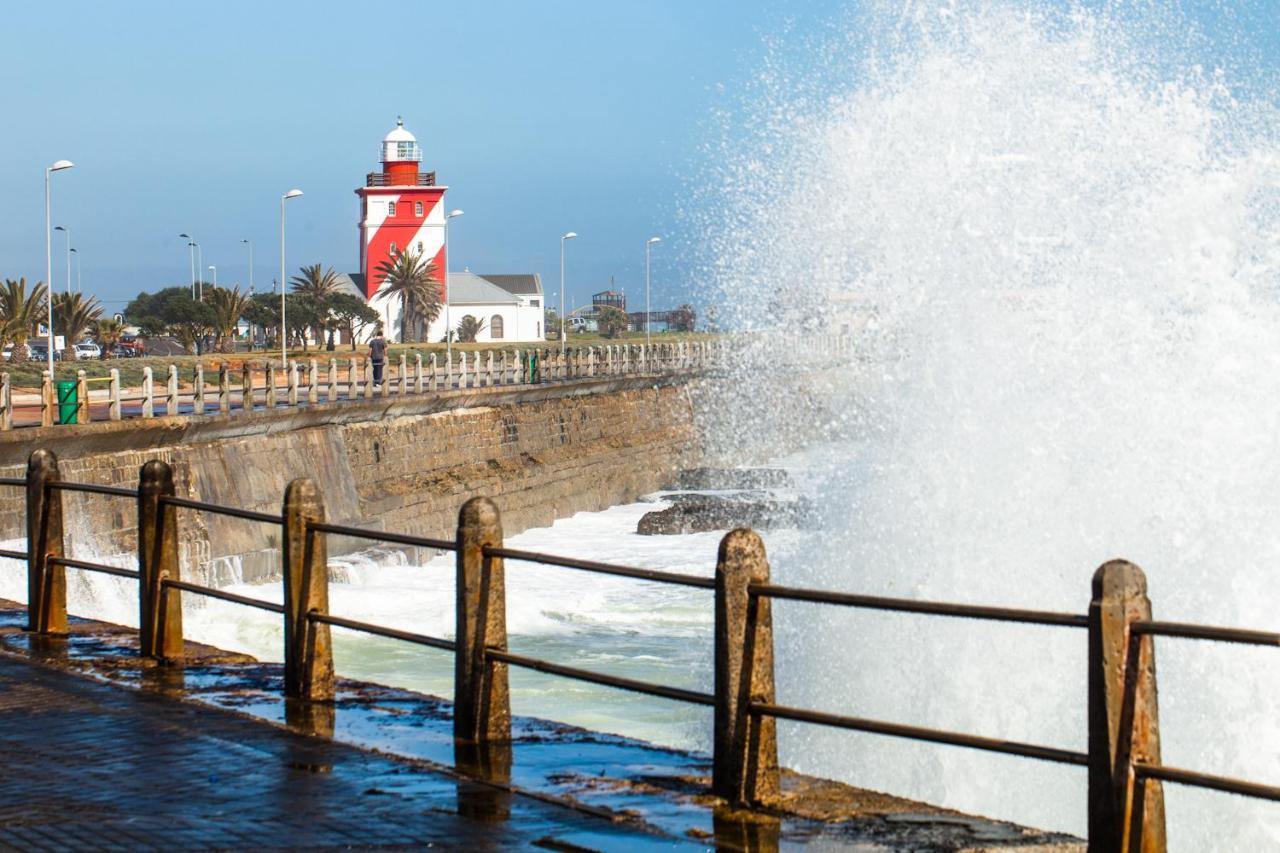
[241, 239, 253, 293]
[445, 209, 464, 361]
[280, 189, 303, 368]
[69, 247, 81, 293]
[560, 232, 577, 356]
[44, 160, 74, 378]
[645, 236, 661, 348]
[179, 234, 198, 298]
[207, 265, 217, 292]
[54, 226, 72, 295]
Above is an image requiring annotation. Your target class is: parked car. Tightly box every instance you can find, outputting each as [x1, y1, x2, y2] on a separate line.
[74, 342, 102, 359]
[1, 344, 30, 361]
[29, 346, 61, 362]
[110, 345, 141, 359]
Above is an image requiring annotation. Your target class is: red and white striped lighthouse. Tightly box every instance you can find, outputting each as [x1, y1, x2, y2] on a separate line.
[356, 118, 448, 319]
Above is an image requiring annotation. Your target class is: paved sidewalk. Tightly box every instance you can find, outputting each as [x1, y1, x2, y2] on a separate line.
[0, 653, 674, 851]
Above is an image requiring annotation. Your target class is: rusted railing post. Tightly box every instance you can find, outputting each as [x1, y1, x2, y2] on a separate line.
[282, 479, 334, 701]
[138, 460, 183, 659]
[0, 371, 12, 430]
[140, 366, 155, 417]
[193, 364, 205, 415]
[1088, 560, 1165, 853]
[75, 369, 89, 424]
[713, 528, 780, 805]
[454, 497, 511, 744]
[166, 364, 179, 416]
[26, 449, 66, 634]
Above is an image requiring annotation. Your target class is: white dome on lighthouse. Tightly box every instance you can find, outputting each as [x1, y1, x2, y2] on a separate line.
[382, 117, 421, 162]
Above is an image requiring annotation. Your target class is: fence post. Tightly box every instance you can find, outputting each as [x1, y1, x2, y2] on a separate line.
[218, 364, 231, 413]
[454, 496, 511, 744]
[0, 372, 12, 430]
[266, 364, 279, 409]
[138, 460, 183, 660]
[1088, 560, 1165, 853]
[141, 366, 155, 417]
[444, 351, 453, 389]
[713, 528, 780, 806]
[26, 449, 66, 634]
[242, 364, 254, 411]
[75, 369, 89, 424]
[166, 365, 179, 416]
[364, 360, 376, 399]
[307, 359, 318, 404]
[193, 364, 205, 415]
[327, 358, 338, 402]
[348, 357, 359, 399]
[399, 353, 409, 395]
[282, 478, 334, 701]
[40, 371, 54, 427]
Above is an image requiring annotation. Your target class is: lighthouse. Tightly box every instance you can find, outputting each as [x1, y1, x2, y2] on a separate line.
[356, 118, 448, 336]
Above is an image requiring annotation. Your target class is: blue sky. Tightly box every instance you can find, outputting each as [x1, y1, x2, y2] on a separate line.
[0, 0, 849, 314]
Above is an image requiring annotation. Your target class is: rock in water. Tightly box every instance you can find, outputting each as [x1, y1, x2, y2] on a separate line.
[637, 492, 814, 535]
[674, 468, 793, 490]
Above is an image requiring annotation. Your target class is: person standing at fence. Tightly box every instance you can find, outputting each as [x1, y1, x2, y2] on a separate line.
[369, 326, 387, 387]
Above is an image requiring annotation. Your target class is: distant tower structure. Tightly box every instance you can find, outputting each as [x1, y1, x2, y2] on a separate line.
[356, 117, 448, 320]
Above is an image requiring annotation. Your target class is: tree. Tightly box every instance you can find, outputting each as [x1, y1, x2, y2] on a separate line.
[285, 293, 327, 352]
[290, 264, 343, 347]
[125, 287, 216, 353]
[93, 318, 124, 359]
[374, 250, 441, 342]
[545, 309, 561, 339]
[455, 314, 486, 343]
[668, 303, 696, 333]
[52, 292, 104, 358]
[0, 278, 48, 363]
[596, 305, 629, 339]
[326, 292, 379, 350]
[242, 292, 280, 347]
[206, 286, 252, 352]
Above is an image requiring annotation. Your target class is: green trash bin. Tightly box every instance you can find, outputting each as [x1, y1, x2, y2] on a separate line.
[526, 352, 540, 384]
[56, 380, 77, 425]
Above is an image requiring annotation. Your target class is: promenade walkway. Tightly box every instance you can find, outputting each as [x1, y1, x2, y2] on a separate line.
[0, 653, 670, 850]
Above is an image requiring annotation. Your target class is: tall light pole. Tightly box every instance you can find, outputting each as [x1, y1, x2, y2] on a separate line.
[241, 238, 253, 292]
[560, 231, 578, 356]
[207, 265, 217, 293]
[280, 189, 303, 368]
[180, 234, 197, 297]
[444, 209, 464, 360]
[45, 160, 75, 378]
[69, 247, 81, 293]
[645, 236, 661, 348]
[54, 226, 72, 295]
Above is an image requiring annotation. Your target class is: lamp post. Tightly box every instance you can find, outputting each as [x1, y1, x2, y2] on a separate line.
[207, 265, 217, 292]
[69, 247, 81, 293]
[560, 232, 577, 356]
[645, 236, 661, 348]
[280, 189, 303, 368]
[241, 238, 253, 292]
[179, 234, 197, 298]
[444, 209, 464, 360]
[44, 160, 75, 378]
[54, 226, 72, 295]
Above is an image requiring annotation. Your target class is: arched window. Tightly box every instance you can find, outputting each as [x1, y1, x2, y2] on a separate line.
[490, 314, 505, 339]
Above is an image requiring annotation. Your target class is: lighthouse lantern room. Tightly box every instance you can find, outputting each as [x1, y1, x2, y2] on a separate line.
[356, 117, 448, 336]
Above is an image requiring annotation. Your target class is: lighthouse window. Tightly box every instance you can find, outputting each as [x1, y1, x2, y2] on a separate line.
[387, 201, 396, 217]
[416, 242, 423, 253]
[396, 141, 417, 160]
[389, 242, 398, 256]
[415, 201, 423, 217]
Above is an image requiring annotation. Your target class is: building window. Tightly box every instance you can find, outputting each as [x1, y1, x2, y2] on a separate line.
[490, 315, 504, 339]
[415, 201, 423, 216]
[387, 201, 396, 217]
[529, 299, 540, 307]
[389, 242, 397, 256]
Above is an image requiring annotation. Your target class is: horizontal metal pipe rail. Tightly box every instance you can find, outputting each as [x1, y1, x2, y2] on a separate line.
[47, 481, 138, 499]
[751, 583, 1087, 628]
[751, 701, 1088, 766]
[0, 549, 26, 561]
[49, 556, 140, 580]
[487, 647, 716, 706]
[309, 611, 456, 652]
[1131, 619, 1280, 647]
[308, 521, 455, 552]
[484, 545, 715, 589]
[162, 578, 284, 614]
[0, 477, 25, 488]
[161, 495, 282, 525]
[1134, 762, 1280, 802]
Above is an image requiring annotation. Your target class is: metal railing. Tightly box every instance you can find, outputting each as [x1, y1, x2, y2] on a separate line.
[365, 171, 437, 187]
[3, 448, 1274, 851]
[1, 340, 727, 431]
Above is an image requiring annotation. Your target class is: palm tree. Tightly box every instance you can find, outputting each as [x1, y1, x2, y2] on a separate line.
[93, 318, 124, 359]
[0, 278, 47, 363]
[51, 292, 103, 360]
[374, 250, 441, 342]
[455, 314, 486, 343]
[291, 264, 342, 348]
[205, 286, 251, 352]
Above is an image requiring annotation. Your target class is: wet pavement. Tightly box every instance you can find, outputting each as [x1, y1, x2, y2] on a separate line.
[0, 603, 1085, 850]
